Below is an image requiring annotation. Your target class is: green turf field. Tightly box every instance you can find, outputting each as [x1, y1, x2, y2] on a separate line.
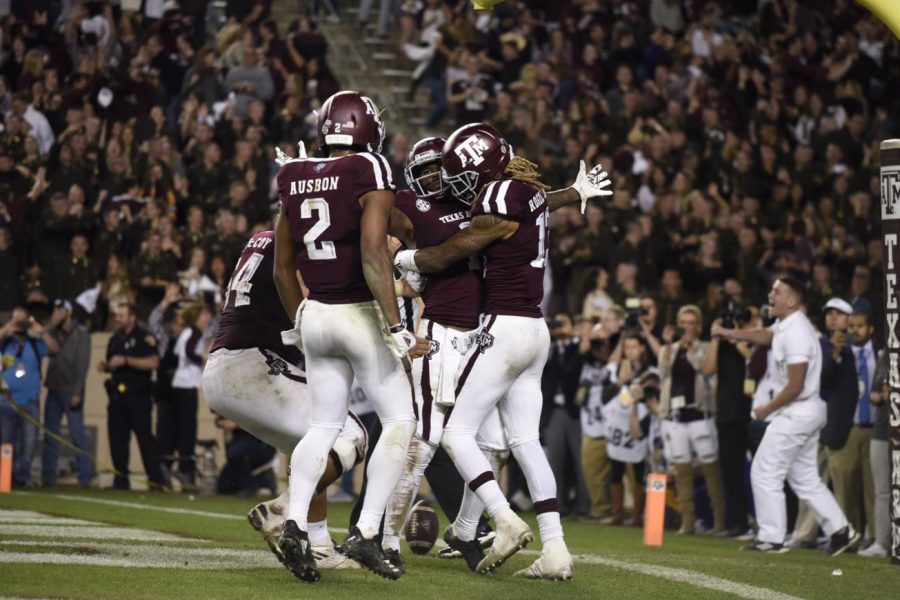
[0, 489, 896, 600]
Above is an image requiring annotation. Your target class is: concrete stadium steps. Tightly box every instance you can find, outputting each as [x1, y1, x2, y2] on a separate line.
[272, 1, 433, 139]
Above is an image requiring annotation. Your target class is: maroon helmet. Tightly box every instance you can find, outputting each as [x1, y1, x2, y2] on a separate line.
[441, 123, 511, 205]
[316, 91, 386, 154]
[404, 137, 446, 199]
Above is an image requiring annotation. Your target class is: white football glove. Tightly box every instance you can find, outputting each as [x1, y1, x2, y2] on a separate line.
[571, 160, 613, 213]
[388, 325, 417, 361]
[274, 140, 308, 167]
[394, 249, 420, 273]
[405, 271, 426, 293]
[280, 300, 307, 351]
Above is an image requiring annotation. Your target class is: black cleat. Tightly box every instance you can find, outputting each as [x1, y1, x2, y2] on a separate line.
[443, 527, 485, 572]
[340, 526, 404, 580]
[384, 548, 404, 572]
[826, 526, 861, 557]
[278, 520, 320, 583]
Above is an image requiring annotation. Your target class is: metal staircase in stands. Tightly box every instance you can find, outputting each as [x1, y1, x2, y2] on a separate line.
[272, 0, 431, 140]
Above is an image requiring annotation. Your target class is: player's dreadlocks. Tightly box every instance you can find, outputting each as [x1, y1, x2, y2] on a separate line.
[504, 156, 550, 192]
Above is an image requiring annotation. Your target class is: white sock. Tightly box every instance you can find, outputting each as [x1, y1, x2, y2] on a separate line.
[455, 486, 484, 541]
[382, 533, 401, 552]
[477, 480, 509, 518]
[384, 436, 436, 540]
[356, 420, 416, 538]
[537, 512, 563, 544]
[308, 520, 330, 544]
[286, 426, 342, 529]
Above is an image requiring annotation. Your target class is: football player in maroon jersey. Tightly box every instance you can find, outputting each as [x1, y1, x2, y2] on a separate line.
[202, 231, 367, 572]
[273, 91, 428, 582]
[394, 123, 612, 579]
[385, 134, 611, 574]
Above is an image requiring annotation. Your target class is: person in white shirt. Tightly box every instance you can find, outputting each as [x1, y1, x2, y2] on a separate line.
[713, 276, 858, 555]
[11, 94, 54, 155]
[161, 302, 211, 486]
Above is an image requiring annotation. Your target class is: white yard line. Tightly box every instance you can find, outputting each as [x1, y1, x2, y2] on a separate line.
[0, 552, 274, 571]
[0, 524, 196, 542]
[4, 495, 806, 600]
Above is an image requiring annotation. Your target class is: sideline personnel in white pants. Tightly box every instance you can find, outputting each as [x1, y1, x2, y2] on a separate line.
[712, 276, 859, 555]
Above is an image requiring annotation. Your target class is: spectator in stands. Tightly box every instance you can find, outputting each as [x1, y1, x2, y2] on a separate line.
[42, 300, 92, 488]
[0, 307, 59, 486]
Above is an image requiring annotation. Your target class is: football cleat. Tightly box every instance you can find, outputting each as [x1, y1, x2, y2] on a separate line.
[826, 525, 861, 557]
[476, 509, 533, 574]
[441, 525, 485, 572]
[247, 497, 287, 565]
[513, 538, 574, 581]
[438, 524, 495, 559]
[340, 526, 404, 580]
[278, 520, 320, 583]
[384, 548, 404, 572]
[311, 538, 361, 570]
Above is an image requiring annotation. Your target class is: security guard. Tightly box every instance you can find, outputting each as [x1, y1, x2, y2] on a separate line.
[99, 303, 166, 490]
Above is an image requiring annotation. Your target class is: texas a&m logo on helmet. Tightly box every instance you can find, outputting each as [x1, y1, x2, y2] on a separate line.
[441, 123, 511, 205]
[316, 91, 386, 154]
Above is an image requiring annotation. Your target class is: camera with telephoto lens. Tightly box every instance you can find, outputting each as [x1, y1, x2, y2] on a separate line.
[720, 295, 751, 329]
[624, 297, 647, 330]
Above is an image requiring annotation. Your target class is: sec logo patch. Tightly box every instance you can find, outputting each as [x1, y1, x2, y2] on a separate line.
[416, 199, 431, 212]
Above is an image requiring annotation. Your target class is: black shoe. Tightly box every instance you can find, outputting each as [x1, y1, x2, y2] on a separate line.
[826, 526, 860, 557]
[340, 526, 403, 580]
[443, 527, 485, 572]
[741, 540, 789, 553]
[279, 520, 320, 583]
[384, 548, 404, 571]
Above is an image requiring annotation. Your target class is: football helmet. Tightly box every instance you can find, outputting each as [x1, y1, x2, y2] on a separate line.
[441, 122, 511, 205]
[316, 91, 386, 154]
[404, 137, 446, 198]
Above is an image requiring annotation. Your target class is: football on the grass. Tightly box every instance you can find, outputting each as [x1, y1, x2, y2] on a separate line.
[404, 500, 439, 555]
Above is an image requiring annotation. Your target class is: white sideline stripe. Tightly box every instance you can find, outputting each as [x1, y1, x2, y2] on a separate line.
[14, 492, 243, 521]
[0, 517, 96, 525]
[8, 494, 801, 599]
[0, 552, 274, 571]
[0, 540, 277, 568]
[0, 524, 195, 542]
[520, 549, 805, 600]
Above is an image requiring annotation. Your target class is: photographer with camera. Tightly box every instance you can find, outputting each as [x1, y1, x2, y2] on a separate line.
[0, 306, 59, 486]
[700, 298, 755, 537]
[576, 311, 621, 519]
[542, 312, 591, 516]
[657, 305, 725, 535]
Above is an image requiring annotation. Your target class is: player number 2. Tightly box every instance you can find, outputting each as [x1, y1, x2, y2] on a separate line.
[531, 210, 549, 268]
[227, 252, 263, 307]
[301, 197, 337, 260]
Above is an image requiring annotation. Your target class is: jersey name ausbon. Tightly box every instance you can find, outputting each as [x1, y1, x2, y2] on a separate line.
[278, 153, 394, 304]
[470, 179, 548, 318]
[395, 189, 482, 330]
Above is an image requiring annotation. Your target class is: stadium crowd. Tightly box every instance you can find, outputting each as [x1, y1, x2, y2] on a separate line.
[0, 0, 897, 556]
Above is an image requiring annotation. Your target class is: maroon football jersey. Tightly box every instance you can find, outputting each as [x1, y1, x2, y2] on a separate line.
[395, 189, 482, 330]
[470, 179, 549, 318]
[278, 153, 395, 304]
[212, 231, 301, 364]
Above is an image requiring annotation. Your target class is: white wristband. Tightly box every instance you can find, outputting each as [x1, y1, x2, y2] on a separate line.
[395, 249, 420, 273]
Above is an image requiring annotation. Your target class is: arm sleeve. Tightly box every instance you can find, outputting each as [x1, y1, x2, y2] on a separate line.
[147, 303, 169, 356]
[133, 333, 158, 358]
[783, 330, 812, 365]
